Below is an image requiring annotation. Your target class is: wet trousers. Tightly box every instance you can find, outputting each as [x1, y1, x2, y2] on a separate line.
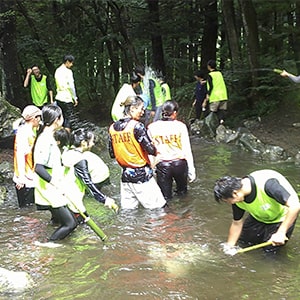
[239, 214, 297, 252]
[49, 206, 78, 241]
[56, 100, 74, 130]
[15, 186, 34, 208]
[156, 159, 188, 200]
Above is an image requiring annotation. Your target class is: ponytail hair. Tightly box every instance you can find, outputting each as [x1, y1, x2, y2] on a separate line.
[161, 100, 178, 120]
[37, 104, 63, 136]
[70, 128, 94, 148]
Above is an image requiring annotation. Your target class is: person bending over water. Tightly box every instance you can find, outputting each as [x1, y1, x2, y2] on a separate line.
[214, 169, 300, 254]
[59, 127, 118, 222]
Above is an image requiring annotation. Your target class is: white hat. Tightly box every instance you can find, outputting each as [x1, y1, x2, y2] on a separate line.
[21, 105, 42, 121]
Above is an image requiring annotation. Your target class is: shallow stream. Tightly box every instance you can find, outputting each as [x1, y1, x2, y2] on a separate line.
[1, 137, 300, 299]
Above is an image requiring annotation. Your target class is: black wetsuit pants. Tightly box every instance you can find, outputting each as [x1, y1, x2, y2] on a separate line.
[156, 159, 188, 200]
[49, 206, 78, 241]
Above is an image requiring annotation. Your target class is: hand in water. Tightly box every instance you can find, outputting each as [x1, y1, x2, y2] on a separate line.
[188, 172, 196, 183]
[105, 197, 119, 213]
[221, 243, 240, 256]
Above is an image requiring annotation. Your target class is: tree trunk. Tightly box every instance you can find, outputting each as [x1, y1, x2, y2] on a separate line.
[108, 1, 138, 72]
[15, 0, 55, 75]
[238, 0, 260, 106]
[221, 0, 241, 68]
[200, 0, 218, 70]
[292, 3, 300, 73]
[0, 0, 24, 107]
[147, 0, 165, 73]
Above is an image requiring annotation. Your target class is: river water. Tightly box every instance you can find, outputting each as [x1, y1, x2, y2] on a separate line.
[1, 137, 300, 300]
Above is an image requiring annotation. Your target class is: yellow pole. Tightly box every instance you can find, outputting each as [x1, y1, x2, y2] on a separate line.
[236, 241, 272, 254]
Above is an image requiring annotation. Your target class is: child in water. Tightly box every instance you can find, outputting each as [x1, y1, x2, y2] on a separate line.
[54, 127, 118, 222]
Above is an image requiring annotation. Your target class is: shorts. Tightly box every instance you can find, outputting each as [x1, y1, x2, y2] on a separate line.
[239, 214, 296, 251]
[120, 177, 166, 209]
[209, 100, 227, 112]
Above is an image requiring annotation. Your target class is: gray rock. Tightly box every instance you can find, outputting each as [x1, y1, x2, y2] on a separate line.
[0, 267, 34, 293]
[0, 97, 21, 139]
[190, 113, 288, 161]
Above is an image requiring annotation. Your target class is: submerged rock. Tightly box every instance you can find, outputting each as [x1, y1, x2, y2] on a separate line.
[148, 242, 211, 277]
[0, 267, 34, 294]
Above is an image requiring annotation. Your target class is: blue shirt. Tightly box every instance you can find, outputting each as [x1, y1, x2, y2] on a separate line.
[194, 81, 207, 104]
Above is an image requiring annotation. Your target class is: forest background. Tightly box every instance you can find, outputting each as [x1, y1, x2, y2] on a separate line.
[1, 0, 300, 126]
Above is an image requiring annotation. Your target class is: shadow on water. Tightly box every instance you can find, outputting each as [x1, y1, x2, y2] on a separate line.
[1, 138, 300, 299]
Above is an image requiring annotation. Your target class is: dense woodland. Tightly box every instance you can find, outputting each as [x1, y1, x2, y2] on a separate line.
[1, 0, 300, 124]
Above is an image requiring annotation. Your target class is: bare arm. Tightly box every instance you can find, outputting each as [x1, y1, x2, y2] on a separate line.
[49, 90, 54, 103]
[270, 196, 300, 245]
[227, 219, 244, 246]
[23, 69, 32, 88]
[280, 70, 300, 83]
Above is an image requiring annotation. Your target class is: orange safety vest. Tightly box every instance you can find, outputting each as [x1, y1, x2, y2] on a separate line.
[13, 131, 35, 177]
[109, 120, 150, 168]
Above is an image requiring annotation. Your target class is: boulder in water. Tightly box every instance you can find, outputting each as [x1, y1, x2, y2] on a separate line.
[0, 267, 34, 294]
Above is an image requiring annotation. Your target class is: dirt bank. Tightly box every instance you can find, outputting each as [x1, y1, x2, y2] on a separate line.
[252, 100, 300, 157]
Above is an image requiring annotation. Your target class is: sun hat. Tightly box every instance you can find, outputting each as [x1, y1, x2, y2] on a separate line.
[21, 105, 42, 121]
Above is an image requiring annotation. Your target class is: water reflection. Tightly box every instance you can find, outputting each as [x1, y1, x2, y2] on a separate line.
[1, 139, 300, 299]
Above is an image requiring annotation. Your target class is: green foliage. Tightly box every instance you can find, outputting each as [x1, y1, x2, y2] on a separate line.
[2, 0, 300, 124]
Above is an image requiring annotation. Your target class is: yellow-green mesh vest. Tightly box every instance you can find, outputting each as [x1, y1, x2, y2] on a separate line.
[236, 170, 294, 223]
[145, 78, 164, 109]
[207, 71, 228, 103]
[30, 75, 48, 106]
[161, 83, 171, 101]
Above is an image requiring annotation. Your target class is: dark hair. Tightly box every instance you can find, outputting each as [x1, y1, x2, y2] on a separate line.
[207, 59, 216, 69]
[194, 70, 205, 79]
[63, 54, 75, 63]
[156, 70, 165, 81]
[130, 73, 141, 84]
[134, 65, 145, 76]
[54, 127, 70, 150]
[214, 176, 242, 202]
[31, 64, 39, 69]
[130, 72, 141, 83]
[121, 96, 144, 116]
[41, 105, 62, 127]
[70, 128, 94, 148]
[161, 100, 178, 120]
[33, 105, 63, 160]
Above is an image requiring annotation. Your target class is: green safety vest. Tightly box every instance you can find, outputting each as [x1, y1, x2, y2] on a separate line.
[143, 78, 164, 109]
[207, 71, 228, 103]
[236, 170, 295, 223]
[30, 75, 48, 107]
[161, 82, 171, 101]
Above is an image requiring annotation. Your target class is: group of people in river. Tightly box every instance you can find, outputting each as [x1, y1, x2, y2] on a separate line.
[12, 55, 300, 254]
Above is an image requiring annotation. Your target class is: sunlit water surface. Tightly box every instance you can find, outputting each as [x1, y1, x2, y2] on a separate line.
[1, 137, 300, 300]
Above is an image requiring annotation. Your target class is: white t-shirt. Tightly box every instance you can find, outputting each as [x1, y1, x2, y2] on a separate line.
[111, 83, 136, 121]
[148, 120, 196, 180]
[82, 151, 110, 184]
[55, 64, 77, 103]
